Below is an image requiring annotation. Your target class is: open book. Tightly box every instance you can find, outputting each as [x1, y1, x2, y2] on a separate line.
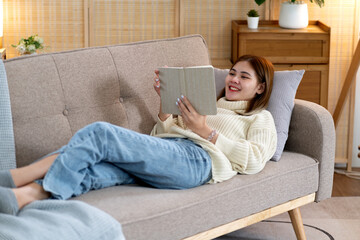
[159, 65, 217, 115]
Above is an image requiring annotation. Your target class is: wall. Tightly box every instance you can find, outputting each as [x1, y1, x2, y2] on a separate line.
[3, 0, 359, 166]
[353, 12, 360, 167]
[353, 67, 360, 167]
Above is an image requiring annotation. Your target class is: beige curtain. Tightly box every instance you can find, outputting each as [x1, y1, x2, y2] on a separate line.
[3, 0, 84, 59]
[180, 0, 266, 68]
[90, 0, 178, 46]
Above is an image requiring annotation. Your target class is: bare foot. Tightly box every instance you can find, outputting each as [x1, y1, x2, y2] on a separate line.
[12, 182, 51, 209]
[10, 154, 59, 187]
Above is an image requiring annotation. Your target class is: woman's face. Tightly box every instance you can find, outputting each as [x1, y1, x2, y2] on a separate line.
[225, 61, 265, 101]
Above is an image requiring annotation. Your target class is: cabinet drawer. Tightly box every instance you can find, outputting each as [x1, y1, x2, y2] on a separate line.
[239, 37, 328, 64]
[274, 65, 329, 108]
[231, 20, 330, 64]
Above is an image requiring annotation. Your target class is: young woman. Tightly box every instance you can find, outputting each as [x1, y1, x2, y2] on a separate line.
[0, 55, 277, 215]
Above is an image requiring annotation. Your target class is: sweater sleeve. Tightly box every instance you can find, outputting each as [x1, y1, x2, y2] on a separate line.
[215, 113, 277, 174]
[150, 115, 176, 136]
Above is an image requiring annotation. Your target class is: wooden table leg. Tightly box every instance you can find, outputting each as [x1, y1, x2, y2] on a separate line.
[288, 207, 306, 240]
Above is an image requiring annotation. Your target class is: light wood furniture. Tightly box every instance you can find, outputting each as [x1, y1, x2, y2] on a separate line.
[184, 193, 315, 240]
[0, 48, 6, 60]
[231, 20, 330, 109]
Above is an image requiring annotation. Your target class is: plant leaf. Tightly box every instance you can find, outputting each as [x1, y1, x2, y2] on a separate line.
[254, 0, 266, 6]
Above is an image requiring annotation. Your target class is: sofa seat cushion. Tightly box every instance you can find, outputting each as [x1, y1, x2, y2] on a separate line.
[74, 152, 318, 240]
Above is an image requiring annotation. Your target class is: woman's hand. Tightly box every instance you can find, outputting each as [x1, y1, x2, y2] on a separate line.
[177, 96, 215, 141]
[153, 69, 161, 96]
[153, 68, 171, 121]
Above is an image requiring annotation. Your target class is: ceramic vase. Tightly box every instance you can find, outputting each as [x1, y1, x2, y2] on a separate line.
[279, 2, 308, 29]
[247, 16, 259, 29]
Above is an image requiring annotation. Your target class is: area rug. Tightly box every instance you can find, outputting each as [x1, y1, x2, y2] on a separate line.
[215, 197, 360, 240]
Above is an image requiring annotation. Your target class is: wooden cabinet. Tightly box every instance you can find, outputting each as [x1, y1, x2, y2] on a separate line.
[231, 20, 330, 108]
[0, 48, 6, 60]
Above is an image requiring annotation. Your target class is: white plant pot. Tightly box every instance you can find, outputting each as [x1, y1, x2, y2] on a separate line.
[279, 2, 308, 29]
[247, 16, 259, 29]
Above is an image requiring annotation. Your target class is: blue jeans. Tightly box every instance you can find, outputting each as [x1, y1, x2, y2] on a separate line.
[40, 122, 212, 200]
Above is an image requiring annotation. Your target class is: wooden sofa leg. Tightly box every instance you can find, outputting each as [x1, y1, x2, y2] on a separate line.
[288, 207, 306, 240]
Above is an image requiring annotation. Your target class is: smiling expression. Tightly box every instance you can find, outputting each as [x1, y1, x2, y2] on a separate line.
[225, 61, 265, 101]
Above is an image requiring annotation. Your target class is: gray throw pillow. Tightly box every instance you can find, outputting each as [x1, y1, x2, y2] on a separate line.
[214, 67, 304, 161]
[214, 67, 228, 98]
[268, 70, 304, 161]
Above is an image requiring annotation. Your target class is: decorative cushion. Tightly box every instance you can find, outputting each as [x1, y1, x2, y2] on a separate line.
[214, 68, 304, 161]
[268, 70, 304, 161]
[214, 67, 229, 98]
[0, 60, 16, 170]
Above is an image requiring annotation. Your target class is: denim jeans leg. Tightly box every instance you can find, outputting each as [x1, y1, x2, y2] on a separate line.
[71, 161, 136, 197]
[42, 122, 212, 200]
[110, 136, 212, 190]
[42, 122, 137, 199]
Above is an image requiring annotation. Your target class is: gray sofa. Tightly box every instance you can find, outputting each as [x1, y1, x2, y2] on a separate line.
[4, 35, 335, 240]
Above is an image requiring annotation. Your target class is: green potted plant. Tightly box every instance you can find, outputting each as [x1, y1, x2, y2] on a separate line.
[247, 9, 260, 29]
[255, 0, 325, 29]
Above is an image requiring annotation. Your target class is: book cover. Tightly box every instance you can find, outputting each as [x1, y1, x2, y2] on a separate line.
[159, 65, 217, 115]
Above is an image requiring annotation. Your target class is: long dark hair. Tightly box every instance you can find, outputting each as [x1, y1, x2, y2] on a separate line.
[218, 55, 274, 114]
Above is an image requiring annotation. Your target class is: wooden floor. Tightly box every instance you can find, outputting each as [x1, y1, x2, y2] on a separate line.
[332, 168, 360, 197]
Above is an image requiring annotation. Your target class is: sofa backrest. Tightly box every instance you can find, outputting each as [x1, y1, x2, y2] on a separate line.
[5, 35, 211, 167]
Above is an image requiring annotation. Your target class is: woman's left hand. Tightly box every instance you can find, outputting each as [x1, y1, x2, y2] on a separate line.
[177, 96, 213, 139]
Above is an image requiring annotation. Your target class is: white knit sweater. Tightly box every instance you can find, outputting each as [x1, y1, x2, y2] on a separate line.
[150, 97, 277, 183]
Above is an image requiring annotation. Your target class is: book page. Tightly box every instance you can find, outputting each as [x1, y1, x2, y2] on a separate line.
[159, 66, 217, 115]
[184, 66, 217, 115]
[159, 67, 184, 115]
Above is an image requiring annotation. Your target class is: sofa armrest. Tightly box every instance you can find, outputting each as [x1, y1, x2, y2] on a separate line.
[285, 99, 335, 202]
